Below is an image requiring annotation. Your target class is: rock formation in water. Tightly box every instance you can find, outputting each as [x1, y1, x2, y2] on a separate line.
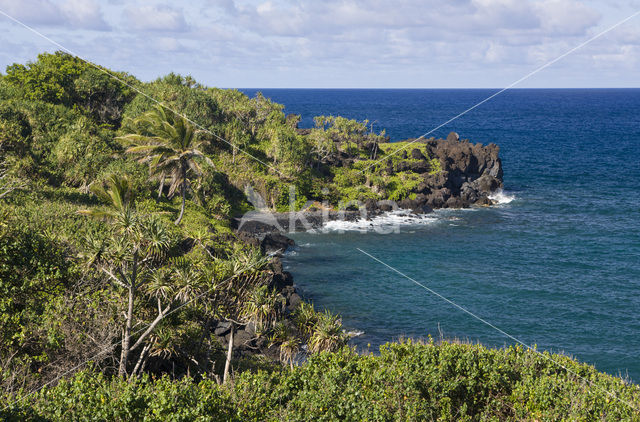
[235, 132, 504, 234]
[394, 133, 503, 211]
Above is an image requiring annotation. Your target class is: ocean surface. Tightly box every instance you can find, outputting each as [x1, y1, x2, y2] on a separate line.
[242, 89, 640, 381]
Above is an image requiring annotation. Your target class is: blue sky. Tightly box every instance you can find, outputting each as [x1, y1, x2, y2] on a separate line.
[0, 0, 638, 88]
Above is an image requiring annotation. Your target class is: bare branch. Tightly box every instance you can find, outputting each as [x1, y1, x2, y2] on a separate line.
[131, 343, 152, 378]
[101, 268, 129, 289]
[129, 302, 171, 352]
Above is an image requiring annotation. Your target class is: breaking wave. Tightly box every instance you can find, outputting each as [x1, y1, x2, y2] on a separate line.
[321, 210, 440, 233]
[489, 190, 516, 205]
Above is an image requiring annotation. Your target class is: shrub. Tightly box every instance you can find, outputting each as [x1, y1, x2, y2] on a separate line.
[4, 340, 640, 421]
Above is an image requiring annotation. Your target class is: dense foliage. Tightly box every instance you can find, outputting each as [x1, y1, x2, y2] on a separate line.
[0, 52, 355, 395]
[1, 52, 637, 420]
[3, 341, 640, 421]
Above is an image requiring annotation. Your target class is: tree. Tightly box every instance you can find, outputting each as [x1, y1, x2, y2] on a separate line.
[269, 322, 300, 370]
[73, 67, 136, 126]
[308, 311, 347, 354]
[118, 104, 212, 225]
[4, 52, 85, 106]
[311, 115, 386, 161]
[205, 243, 273, 383]
[79, 174, 180, 377]
[223, 118, 250, 164]
[308, 127, 338, 167]
[241, 285, 284, 331]
[3, 51, 135, 125]
[292, 302, 348, 355]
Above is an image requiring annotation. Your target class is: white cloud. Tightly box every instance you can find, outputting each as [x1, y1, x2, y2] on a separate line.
[60, 0, 109, 30]
[229, 0, 599, 38]
[0, 0, 636, 87]
[534, 0, 601, 36]
[211, 0, 605, 73]
[156, 37, 182, 52]
[616, 27, 640, 45]
[0, 0, 64, 25]
[124, 4, 188, 32]
[0, 0, 109, 30]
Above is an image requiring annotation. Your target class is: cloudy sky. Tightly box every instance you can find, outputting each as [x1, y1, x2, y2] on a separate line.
[0, 0, 638, 88]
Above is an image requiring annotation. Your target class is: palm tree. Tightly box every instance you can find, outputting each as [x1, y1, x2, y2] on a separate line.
[208, 244, 272, 384]
[118, 104, 212, 225]
[79, 174, 174, 377]
[80, 173, 136, 231]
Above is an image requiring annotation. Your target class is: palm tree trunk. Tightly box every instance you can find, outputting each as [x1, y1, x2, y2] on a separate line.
[175, 165, 187, 225]
[223, 324, 234, 384]
[119, 252, 137, 377]
[119, 284, 135, 377]
[156, 173, 165, 203]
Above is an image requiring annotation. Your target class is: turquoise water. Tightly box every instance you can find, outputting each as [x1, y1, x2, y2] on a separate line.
[243, 89, 640, 381]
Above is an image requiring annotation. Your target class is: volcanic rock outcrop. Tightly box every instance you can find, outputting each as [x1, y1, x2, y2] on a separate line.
[385, 133, 503, 211]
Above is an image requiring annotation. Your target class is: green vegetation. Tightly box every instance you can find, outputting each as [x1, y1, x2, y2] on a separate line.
[1, 52, 637, 420]
[0, 52, 353, 396]
[3, 340, 639, 421]
[119, 104, 213, 224]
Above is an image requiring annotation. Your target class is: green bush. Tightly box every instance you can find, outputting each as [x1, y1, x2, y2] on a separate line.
[51, 116, 117, 187]
[0, 221, 73, 348]
[386, 172, 423, 201]
[3, 52, 136, 126]
[4, 341, 640, 421]
[2, 372, 234, 421]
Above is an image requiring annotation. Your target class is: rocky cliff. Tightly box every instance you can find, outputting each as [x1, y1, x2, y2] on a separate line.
[365, 132, 503, 212]
[234, 132, 504, 233]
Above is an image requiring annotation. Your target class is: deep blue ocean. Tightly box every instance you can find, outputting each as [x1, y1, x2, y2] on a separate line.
[242, 89, 640, 381]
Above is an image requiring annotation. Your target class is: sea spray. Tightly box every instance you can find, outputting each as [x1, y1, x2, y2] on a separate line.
[488, 190, 516, 205]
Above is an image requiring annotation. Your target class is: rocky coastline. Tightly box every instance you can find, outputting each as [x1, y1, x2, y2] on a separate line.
[387, 132, 503, 209]
[221, 134, 505, 361]
[234, 133, 504, 235]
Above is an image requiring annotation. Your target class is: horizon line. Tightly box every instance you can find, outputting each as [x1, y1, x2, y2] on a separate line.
[232, 87, 640, 90]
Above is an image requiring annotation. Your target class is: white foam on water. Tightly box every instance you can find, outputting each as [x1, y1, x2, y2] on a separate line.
[304, 194, 512, 234]
[321, 209, 440, 232]
[488, 190, 516, 205]
[345, 330, 365, 338]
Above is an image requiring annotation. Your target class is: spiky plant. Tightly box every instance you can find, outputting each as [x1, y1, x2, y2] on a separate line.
[308, 311, 347, 354]
[293, 301, 319, 337]
[241, 285, 284, 330]
[269, 321, 300, 369]
[79, 173, 137, 234]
